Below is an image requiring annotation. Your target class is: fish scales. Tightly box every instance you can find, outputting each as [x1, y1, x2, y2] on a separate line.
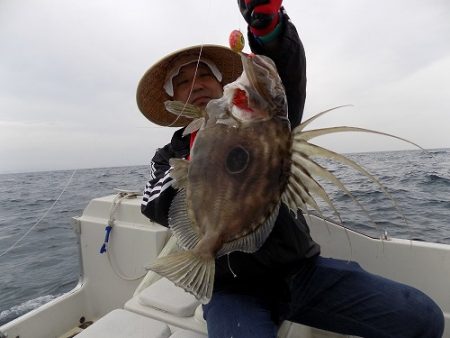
[187, 119, 290, 242]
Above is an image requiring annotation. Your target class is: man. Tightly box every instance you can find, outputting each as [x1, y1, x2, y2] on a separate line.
[138, 1, 444, 337]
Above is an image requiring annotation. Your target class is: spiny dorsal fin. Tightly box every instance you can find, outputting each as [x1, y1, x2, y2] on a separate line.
[285, 169, 342, 223]
[292, 140, 405, 225]
[290, 106, 427, 229]
[169, 158, 189, 189]
[291, 151, 374, 224]
[295, 105, 352, 132]
[295, 125, 424, 150]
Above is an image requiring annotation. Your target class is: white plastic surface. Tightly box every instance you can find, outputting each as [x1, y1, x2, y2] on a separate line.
[139, 278, 200, 317]
[169, 329, 208, 338]
[75, 309, 171, 338]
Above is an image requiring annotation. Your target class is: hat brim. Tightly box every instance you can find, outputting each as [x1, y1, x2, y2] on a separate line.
[137, 45, 243, 127]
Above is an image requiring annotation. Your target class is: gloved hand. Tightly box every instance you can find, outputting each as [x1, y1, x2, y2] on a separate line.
[238, 0, 283, 36]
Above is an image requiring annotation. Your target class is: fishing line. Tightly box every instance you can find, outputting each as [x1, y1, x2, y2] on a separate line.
[0, 169, 77, 258]
[161, 0, 215, 129]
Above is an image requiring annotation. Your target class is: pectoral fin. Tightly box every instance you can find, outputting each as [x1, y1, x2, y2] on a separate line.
[169, 158, 189, 189]
[183, 117, 205, 137]
[164, 101, 206, 120]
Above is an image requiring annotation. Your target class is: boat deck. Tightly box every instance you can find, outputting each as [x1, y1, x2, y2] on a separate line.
[1, 194, 449, 338]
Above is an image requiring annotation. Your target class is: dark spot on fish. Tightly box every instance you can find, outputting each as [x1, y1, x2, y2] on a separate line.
[226, 146, 250, 174]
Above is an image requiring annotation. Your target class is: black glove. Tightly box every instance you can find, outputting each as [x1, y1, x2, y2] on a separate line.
[238, 0, 282, 36]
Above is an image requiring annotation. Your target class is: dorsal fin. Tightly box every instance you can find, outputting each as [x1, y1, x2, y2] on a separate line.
[168, 189, 200, 251]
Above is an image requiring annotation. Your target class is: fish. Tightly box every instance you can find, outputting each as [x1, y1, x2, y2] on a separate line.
[149, 52, 422, 304]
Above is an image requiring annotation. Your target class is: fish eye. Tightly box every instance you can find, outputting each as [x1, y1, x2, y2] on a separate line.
[226, 146, 249, 174]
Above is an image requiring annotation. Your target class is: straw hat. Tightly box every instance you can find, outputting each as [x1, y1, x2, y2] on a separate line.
[137, 45, 243, 127]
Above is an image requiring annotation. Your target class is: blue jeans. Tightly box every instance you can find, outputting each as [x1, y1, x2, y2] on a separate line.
[203, 257, 444, 338]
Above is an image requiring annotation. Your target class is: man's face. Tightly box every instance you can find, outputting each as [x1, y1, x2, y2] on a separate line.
[172, 62, 223, 109]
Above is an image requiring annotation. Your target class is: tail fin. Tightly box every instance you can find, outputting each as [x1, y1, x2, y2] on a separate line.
[148, 250, 215, 304]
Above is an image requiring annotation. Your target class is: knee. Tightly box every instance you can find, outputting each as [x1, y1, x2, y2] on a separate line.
[406, 289, 444, 337]
[423, 300, 444, 338]
[203, 292, 278, 338]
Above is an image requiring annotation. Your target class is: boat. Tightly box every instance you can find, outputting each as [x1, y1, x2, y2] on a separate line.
[0, 190, 449, 337]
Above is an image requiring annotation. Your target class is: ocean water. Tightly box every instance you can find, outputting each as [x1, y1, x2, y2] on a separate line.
[1, 149, 449, 325]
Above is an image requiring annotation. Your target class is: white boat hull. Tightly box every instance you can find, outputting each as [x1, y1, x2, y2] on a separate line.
[1, 194, 448, 337]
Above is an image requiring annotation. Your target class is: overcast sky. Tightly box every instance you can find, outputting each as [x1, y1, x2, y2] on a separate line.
[1, 0, 449, 173]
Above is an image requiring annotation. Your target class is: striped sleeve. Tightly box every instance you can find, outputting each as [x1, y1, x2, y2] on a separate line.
[141, 145, 178, 227]
[142, 167, 173, 206]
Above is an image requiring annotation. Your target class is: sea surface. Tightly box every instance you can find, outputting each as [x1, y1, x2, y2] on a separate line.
[1, 148, 450, 325]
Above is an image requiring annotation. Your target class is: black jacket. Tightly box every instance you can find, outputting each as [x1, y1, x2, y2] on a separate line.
[141, 11, 320, 295]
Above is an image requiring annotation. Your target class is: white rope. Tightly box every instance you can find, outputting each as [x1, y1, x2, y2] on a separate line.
[0, 169, 77, 258]
[104, 190, 149, 281]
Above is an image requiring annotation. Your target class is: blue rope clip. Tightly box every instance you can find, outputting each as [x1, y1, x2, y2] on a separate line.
[100, 225, 113, 254]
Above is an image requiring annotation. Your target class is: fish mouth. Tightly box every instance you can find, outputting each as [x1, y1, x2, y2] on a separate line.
[205, 53, 287, 124]
[229, 53, 285, 121]
[240, 53, 275, 99]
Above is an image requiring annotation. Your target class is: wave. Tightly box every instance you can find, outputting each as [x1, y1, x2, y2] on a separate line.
[0, 294, 60, 325]
[428, 149, 450, 155]
[0, 159, 448, 329]
[422, 174, 450, 186]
